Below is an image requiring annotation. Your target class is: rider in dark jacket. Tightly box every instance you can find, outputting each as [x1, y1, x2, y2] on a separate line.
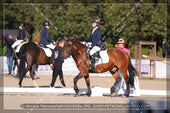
[85, 18, 102, 72]
[39, 21, 54, 49]
[18, 23, 26, 40]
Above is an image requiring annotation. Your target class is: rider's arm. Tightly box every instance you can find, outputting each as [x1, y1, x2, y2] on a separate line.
[86, 35, 92, 43]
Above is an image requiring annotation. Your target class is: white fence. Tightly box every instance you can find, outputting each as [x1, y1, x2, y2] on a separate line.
[0, 56, 168, 78]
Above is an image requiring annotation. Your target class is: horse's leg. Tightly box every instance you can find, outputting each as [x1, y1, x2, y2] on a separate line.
[84, 75, 91, 96]
[12, 58, 18, 75]
[110, 71, 121, 97]
[73, 73, 83, 96]
[124, 72, 130, 97]
[30, 66, 39, 88]
[18, 65, 30, 87]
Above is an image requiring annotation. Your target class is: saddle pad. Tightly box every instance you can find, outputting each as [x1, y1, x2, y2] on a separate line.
[15, 41, 28, 53]
[40, 47, 52, 57]
[15, 45, 21, 53]
[95, 50, 109, 65]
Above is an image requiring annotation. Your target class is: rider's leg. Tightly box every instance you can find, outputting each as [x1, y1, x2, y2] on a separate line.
[89, 46, 101, 72]
[11, 40, 23, 58]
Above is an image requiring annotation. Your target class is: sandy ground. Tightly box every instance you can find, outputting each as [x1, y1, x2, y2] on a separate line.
[1, 74, 169, 112]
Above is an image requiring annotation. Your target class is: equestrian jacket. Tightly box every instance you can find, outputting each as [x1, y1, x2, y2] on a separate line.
[39, 27, 53, 45]
[86, 27, 102, 48]
[18, 29, 26, 40]
[50, 46, 64, 65]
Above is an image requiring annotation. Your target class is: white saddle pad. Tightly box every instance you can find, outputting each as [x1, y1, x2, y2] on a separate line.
[40, 47, 52, 57]
[15, 45, 22, 53]
[95, 50, 109, 65]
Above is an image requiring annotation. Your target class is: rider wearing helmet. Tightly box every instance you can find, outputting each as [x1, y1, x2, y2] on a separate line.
[39, 20, 55, 49]
[12, 23, 27, 54]
[18, 23, 26, 40]
[85, 18, 102, 72]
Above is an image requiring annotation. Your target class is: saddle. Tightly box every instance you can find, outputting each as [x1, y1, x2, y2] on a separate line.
[38, 44, 53, 57]
[87, 48, 108, 66]
[14, 40, 28, 53]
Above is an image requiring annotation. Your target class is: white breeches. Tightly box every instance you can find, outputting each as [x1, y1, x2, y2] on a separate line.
[12, 40, 23, 48]
[89, 46, 101, 56]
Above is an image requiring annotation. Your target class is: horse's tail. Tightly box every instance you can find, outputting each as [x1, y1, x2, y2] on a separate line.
[127, 56, 138, 87]
[17, 45, 27, 79]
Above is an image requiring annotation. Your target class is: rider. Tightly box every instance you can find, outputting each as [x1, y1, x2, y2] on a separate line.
[85, 18, 102, 72]
[39, 21, 55, 49]
[12, 23, 26, 49]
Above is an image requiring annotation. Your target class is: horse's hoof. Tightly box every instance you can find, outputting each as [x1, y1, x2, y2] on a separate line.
[50, 86, 55, 88]
[110, 93, 115, 97]
[124, 94, 129, 97]
[86, 92, 91, 97]
[77, 91, 81, 96]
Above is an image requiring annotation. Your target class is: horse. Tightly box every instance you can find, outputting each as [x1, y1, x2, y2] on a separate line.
[2, 35, 39, 77]
[62, 36, 137, 97]
[17, 39, 66, 88]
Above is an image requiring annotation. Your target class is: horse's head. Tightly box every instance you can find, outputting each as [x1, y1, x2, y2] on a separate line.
[61, 36, 74, 59]
[2, 35, 15, 48]
[62, 35, 87, 59]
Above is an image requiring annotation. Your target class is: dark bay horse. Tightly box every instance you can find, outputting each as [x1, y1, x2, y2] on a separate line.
[62, 36, 137, 97]
[1, 35, 39, 76]
[17, 40, 66, 88]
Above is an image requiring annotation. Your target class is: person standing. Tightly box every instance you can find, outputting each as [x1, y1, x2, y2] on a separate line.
[85, 18, 102, 72]
[5, 36, 15, 75]
[116, 38, 130, 95]
[117, 38, 130, 56]
[39, 21, 55, 49]
[50, 39, 66, 88]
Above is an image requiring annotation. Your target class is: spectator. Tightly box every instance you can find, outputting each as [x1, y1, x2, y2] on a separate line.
[117, 38, 130, 56]
[5, 35, 15, 75]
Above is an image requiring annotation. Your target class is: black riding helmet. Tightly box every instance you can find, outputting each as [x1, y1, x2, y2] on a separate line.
[43, 21, 51, 26]
[18, 23, 24, 27]
[91, 18, 101, 24]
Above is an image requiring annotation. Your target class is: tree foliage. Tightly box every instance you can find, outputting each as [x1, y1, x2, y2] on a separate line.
[1, 0, 168, 57]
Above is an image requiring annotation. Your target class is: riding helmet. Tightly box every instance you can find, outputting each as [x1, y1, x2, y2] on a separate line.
[43, 21, 51, 26]
[18, 23, 24, 27]
[91, 18, 101, 24]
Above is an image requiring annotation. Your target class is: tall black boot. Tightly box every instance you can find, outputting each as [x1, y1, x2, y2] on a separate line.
[88, 55, 95, 72]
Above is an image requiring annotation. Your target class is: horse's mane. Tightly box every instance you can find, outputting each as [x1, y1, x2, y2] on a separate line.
[73, 38, 86, 48]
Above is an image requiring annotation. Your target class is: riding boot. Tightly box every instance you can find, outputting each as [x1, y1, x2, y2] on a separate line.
[88, 55, 95, 72]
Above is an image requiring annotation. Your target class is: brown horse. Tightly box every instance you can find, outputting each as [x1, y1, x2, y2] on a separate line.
[62, 36, 137, 97]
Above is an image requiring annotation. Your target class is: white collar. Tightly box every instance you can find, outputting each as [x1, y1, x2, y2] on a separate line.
[92, 27, 98, 34]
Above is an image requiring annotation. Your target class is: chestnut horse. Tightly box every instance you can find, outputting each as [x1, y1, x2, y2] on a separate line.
[62, 36, 137, 97]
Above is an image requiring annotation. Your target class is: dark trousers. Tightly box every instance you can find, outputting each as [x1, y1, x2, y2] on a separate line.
[50, 63, 66, 87]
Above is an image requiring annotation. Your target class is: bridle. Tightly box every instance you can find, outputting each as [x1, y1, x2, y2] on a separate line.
[63, 39, 75, 58]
